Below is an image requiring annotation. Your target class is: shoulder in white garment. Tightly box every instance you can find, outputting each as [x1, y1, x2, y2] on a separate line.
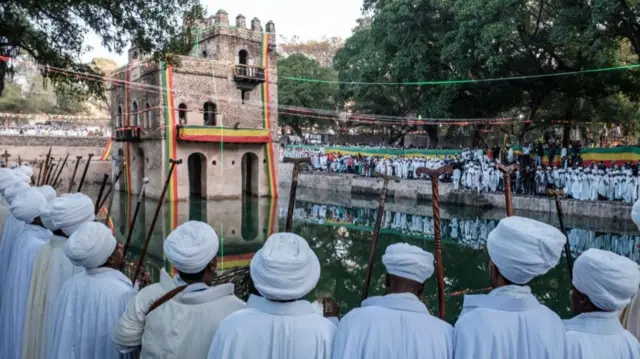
[209, 294, 336, 359]
[564, 311, 640, 359]
[332, 293, 453, 359]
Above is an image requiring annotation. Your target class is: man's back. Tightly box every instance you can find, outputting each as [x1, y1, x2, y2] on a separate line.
[140, 283, 245, 359]
[332, 293, 453, 359]
[565, 311, 640, 359]
[454, 293, 565, 359]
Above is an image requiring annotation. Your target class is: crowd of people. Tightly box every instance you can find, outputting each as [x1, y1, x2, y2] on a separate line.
[0, 164, 639, 358]
[282, 144, 640, 203]
[0, 124, 109, 137]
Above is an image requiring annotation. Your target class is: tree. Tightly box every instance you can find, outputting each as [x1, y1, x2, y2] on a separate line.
[278, 36, 345, 67]
[278, 54, 339, 139]
[0, 0, 205, 97]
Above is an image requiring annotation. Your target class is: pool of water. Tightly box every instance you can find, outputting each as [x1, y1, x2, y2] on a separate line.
[85, 186, 640, 324]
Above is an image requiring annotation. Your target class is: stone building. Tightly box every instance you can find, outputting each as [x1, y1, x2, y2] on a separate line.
[109, 10, 279, 201]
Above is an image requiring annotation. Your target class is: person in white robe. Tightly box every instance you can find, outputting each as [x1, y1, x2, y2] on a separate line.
[139, 221, 246, 359]
[565, 248, 640, 358]
[0, 170, 24, 242]
[332, 243, 453, 359]
[454, 216, 566, 359]
[209, 232, 335, 359]
[0, 188, 51, 359]
[621, 200, 640, 340]
[23, 193, 95, 359]
[48, 222, 136, 359]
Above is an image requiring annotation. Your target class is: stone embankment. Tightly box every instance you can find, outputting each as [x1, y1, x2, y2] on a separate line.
[278, 163, 634, 221]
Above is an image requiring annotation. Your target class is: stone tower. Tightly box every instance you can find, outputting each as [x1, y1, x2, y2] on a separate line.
[109, 10, 279, 202]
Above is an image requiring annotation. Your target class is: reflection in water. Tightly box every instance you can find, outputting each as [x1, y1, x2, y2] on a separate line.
[95, 186, 639, 324]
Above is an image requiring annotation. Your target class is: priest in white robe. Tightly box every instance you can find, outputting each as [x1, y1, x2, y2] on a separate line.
[0, 188, 51, 359]
[209, 232, 336, 359]
[332, 243, 453, 359]
[621, 200, 640, 340]
[454, 216, 566, 359]
[48, 222, 136, 359]
[139, 221, 246, 359]
[23, 193, 95, 359]
[565, 248, 640, 358]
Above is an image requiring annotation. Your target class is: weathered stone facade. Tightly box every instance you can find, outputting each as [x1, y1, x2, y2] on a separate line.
[109, 10, 279, 201]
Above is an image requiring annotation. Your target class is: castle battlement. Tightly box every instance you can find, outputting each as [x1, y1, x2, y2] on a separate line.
[196, 10, 276, 46]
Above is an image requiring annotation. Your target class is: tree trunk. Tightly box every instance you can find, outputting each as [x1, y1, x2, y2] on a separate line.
[563, 124, 571, 148]
[425, 125, 439, 148]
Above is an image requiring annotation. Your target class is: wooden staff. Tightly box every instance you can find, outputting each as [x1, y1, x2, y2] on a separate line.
[76, 153, 94, 192]
[123, 177, 149, 259]
[283, 157, 312, 232]
[40, 147, 52, 186]
[18, 155, 21, 166]
[100, 168, 123, 215]
[44, 160, 56, 185]
[67, 156, 82, 193]
[47, 159, 61, 185]
[416, 165, 453, 320]
[51, 153, 69, 187]
[36, 160, 44, 186]
[132, 159, 182, 280]
[497, 164, 518, 216]
[362, 171, 401, 301]
[552, 190, 574, 279]
[94, 174, 110, 215]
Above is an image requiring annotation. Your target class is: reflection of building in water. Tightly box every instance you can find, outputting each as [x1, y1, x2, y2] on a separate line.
[290, 201, 640, 260]
[111, 195, 277, 281]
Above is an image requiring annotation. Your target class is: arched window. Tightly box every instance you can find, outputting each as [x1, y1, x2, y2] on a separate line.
[117, 106, 123, 127]
[238, 50, 248, 65]
[202, 50, 207, 59]
[145, 103, 151, 128]
[203, 102, 217, 126]
[132, 101, 138, 127]
[132, 51, 139, 60]
[178, 103, 188, 124]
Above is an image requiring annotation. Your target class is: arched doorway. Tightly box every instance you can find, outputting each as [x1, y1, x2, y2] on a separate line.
[188, 153, 207, 198]
[136, 147, 145, 192]
[241, 152, 259, 196]
[239, 50, 248, 65]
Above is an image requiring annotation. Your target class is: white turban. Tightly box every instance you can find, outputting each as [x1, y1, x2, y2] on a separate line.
[382, 243, 434, 283]
[7, 161, 17, 169]
[40, 201, 57, 231]
[9, 188, 47, 224]
[250, 232, 320, 301]
[631, 199, 640, 231]
[65, 222, 117, 269]
[0, 170, 20, 193]
[4, 182, 31, 205]
[163, 221, 219, 274]
[36, 185, 56, 202]
[487, 216, 565, 284]
[573, 248, 640, 311]
[42, 193, 95, 235]
[15, 164, 33, 178]
[11, 170, 30, 184]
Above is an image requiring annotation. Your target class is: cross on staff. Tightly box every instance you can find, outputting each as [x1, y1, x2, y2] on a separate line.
[2, 150, 10, 167]
[416, 165, 453, 320]
[283, 157, 312, 232]
[362, 172, 401, 301]
[497, 163, 518, 216]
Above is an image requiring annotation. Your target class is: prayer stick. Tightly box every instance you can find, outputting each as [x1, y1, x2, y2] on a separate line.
[76, 153, 94, 193]
[362, 172, 401, 301]
[47, 159, 61, 185]
[18, 155, 21, 166]
[552, 190, 574, 279]
[123, 177, 149, 260]
[67, 156, 82, 193]
[36, 160, 44, 187]
[132, 159, 182, 280]
[100, 168, 123, 217]
[283, 157, 312, 232]
[44, 161, 56, 185]
[497, 164, 518, 216]
[51, 153, 69, 187]
[94, 174, 110, 215]
[416, 165, 453, 320]
[40, 147, 52, 186]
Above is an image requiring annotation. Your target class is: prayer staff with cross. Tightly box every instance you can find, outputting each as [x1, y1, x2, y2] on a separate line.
[2, 150, 10, 167]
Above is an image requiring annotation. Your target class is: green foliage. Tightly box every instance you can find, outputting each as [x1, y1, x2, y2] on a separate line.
[0, 0, 204, 97]
[278, 54, 338, 137]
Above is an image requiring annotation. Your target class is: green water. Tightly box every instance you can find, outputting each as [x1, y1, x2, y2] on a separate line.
[89, 186, 640, 324]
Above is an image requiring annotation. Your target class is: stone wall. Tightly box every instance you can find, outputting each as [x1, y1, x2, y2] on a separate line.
[0, 135, 108, 148]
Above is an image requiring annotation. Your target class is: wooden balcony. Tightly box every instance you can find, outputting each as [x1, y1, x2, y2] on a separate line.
[114, 127, 141, 142]
[233, 65, 265, 87]
[176, 125, 270, 143]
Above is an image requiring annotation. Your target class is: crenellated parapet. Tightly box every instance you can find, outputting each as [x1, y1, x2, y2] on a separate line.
[194, 10, 276, 45]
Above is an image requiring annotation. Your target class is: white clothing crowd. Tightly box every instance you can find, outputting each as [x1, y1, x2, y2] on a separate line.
[0, 125, 109, 137]
[0, 164, 640, 359]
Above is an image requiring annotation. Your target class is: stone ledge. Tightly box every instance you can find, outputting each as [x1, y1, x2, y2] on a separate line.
[0, 135, 109, 147]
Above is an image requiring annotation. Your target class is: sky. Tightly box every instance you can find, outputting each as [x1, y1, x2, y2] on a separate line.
[81, 0, 363, 65]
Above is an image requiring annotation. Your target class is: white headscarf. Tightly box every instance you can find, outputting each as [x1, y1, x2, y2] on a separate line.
[631, 199, 640, 231]
[64, 222, 117, 269]
[0, 170, 20, 194]
[11, 170, 30, 184]
[40, 201, 57, 231]
[42, 193, 95, 235]
[7, 161, 17, 169]
[487, 216, 565, 284]
[163, 221, 219, 274]
[9, 188, 47, 224]
[382, 243, 434, 283]
[573, 248, 640, 311]
[250, 232, 320, 301]
[14, 164, 33, 178]
[4, 182, 31, 205]
[36, 185, 56, 202]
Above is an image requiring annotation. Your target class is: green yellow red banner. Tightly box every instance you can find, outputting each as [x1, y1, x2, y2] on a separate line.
[177, 126, 270, 143]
